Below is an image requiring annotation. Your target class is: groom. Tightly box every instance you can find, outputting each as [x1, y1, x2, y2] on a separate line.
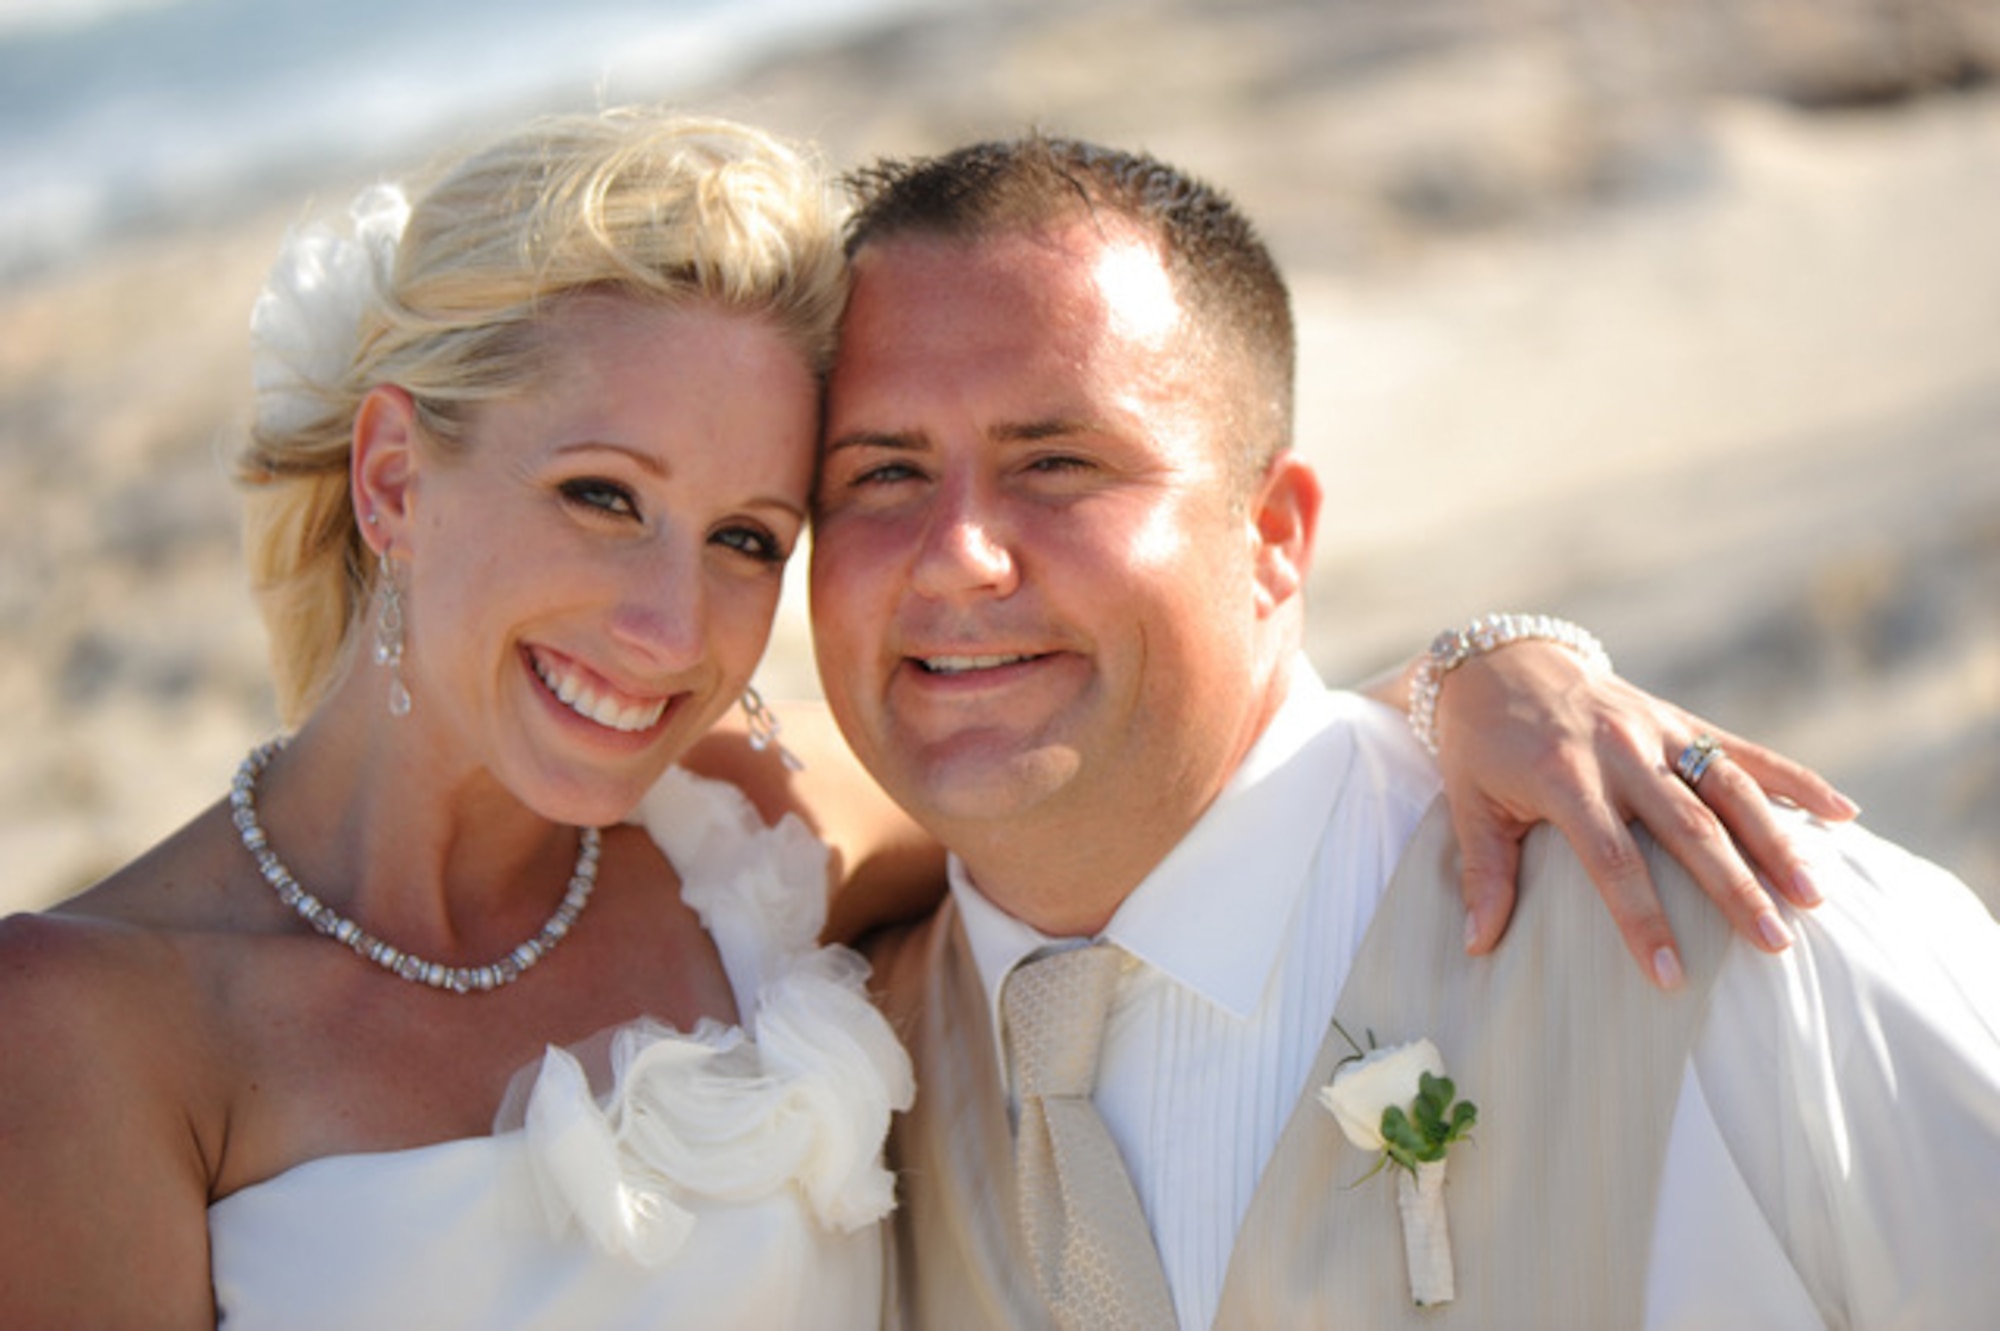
[807, 134, 2000, 1328]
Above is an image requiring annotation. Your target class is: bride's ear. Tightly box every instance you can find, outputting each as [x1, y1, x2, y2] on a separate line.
[352, 386, 421, 557]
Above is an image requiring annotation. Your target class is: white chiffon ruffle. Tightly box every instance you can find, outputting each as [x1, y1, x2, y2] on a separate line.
[638, 764, 832, 1013]
[505, 767, 914, 1269]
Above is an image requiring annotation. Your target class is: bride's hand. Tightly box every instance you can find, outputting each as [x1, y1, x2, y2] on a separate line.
[1426, 641, 1857, 990]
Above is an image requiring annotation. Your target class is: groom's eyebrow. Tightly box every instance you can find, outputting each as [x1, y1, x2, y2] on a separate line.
[994, 417, 1091, 442]
[823, 429, 926, 454]
[824, 418, 1093, 454]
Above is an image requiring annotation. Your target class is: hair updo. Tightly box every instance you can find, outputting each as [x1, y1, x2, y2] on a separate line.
[236, 108, 847, 724]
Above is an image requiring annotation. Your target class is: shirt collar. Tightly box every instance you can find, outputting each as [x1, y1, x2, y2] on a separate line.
[950, 655, 1361, 1040]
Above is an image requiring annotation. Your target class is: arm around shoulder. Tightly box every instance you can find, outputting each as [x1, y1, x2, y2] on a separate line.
[0, 912, 221, 1327]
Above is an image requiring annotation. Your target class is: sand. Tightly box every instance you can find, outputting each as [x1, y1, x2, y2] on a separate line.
[4, 0, 1996, 913]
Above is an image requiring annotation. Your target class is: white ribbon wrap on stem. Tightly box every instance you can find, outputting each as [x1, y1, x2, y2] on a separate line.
[1397, 1159, 1454, 1306]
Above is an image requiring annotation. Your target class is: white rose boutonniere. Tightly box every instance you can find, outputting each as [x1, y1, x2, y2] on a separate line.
[1316, 1028, 1478, 1307]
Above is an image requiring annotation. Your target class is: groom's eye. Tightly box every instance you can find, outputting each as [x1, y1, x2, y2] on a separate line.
[854, 460, 922, 486]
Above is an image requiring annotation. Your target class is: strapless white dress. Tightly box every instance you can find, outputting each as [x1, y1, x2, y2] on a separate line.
[208, 768, 915, 1329]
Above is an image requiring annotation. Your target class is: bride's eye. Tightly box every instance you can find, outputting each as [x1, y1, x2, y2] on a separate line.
[559, 478, 640, 520]
[711, 523, 789, 565]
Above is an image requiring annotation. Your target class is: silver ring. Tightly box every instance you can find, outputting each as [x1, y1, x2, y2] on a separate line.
[1673, 733, 1724, 788]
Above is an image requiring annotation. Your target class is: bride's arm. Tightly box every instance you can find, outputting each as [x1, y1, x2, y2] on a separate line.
[1360, 638, 1856, 989]
[695, 643, 1857, 978]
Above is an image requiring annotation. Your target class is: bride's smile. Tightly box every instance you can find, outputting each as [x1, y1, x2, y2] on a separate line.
[526, 644, 676, 735]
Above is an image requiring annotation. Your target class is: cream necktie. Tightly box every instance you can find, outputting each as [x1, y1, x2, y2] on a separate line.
[1004, 943, 1176, 1329]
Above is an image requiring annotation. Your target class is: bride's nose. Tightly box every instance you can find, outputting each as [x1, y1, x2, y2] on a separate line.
[605, 537, 709, 671]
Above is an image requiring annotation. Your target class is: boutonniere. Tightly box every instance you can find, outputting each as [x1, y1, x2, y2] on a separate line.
[1316, 1026, 1477, 1307]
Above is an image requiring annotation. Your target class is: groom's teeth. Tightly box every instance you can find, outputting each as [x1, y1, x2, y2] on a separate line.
[921, 653, 1033, 674]
[532, 653, 666, 733]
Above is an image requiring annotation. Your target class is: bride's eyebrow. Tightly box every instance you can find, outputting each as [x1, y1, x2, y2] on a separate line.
[550, 441, 669, 477]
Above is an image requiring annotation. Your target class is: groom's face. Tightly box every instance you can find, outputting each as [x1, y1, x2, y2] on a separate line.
[808, 220, 1274, 856]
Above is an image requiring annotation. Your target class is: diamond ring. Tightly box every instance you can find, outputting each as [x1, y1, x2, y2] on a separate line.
[1673, 733, 1725, 788]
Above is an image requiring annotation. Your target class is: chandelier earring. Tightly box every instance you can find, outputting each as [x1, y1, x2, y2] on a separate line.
[373, 548, 413, 718]
[741, 684, 803, 772]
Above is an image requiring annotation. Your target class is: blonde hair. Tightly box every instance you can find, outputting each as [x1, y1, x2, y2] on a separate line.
[236, 109, 847, 725]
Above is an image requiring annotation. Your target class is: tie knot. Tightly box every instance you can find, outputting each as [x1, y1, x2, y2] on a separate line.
[1004, 943, 1124, 1100]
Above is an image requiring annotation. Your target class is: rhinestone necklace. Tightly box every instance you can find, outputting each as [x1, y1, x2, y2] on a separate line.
[229, 740, 601, 994]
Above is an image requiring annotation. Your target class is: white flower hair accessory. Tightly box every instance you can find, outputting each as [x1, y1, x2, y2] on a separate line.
[1317, 1026, 1477, 1307]
[250, 182, 410, 436]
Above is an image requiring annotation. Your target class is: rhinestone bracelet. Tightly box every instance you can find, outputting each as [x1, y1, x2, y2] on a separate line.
[1408, 613, 1612, 755]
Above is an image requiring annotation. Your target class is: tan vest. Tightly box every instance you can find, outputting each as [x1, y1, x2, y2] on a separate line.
[870, 802, 1733, 1329]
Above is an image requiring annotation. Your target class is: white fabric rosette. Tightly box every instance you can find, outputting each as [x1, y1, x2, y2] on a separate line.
[249, 183, 409, 436]
[511, 768, 914, 1267]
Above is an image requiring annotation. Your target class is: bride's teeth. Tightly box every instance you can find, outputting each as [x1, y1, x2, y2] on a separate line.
[620, 700, 667, 731]
[533, 653, 666, 733]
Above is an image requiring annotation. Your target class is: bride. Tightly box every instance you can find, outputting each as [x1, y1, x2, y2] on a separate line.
[0, 106, 1844, 1326]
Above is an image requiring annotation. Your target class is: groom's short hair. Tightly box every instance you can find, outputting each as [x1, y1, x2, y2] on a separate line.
[842, 133, 1297, 494]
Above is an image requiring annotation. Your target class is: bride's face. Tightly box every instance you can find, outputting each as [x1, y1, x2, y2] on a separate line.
[387, 294, 817, 826]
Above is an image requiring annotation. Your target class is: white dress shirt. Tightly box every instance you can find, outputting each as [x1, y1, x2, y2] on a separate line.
[950, 658, 2000, 1329]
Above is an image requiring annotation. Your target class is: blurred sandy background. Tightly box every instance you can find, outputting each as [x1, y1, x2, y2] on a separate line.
[4, 0, 1997, 914]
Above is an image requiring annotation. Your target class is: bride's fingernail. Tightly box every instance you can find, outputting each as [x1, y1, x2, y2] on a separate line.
[1653, 947, 1685, 991]
[1791, 869, 1823, 908]
[1463, 910, 1482, 953]
[1757, 911, 1794, 952]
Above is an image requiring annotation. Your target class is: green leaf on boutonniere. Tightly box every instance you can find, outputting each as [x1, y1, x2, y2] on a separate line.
[1381, 1106, 1427, 1172]
[1413, 1087, 1447, 1141]
[1383, 1072, 1477, 1171]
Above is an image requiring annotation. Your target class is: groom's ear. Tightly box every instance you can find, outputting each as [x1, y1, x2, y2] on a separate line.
[351, 385, 422, 556]
[1249, 451, 1322, 618]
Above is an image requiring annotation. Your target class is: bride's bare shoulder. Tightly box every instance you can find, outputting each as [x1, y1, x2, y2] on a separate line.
[0, 798, 250, 1085]
[0, 811, 242, 1321]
